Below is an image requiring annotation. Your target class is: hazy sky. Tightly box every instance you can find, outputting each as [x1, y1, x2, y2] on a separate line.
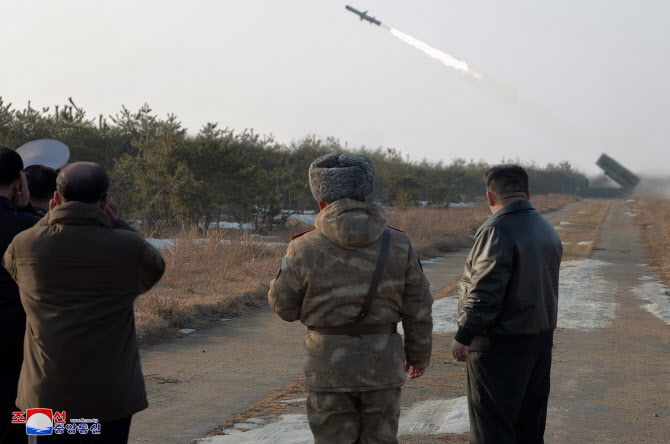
[2, 1, 669, 176]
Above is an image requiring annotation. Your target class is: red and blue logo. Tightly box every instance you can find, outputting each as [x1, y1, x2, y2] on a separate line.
[26, 409, 53, 435]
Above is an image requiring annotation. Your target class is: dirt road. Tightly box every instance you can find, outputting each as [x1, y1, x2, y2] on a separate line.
[547, 200, 670, 442]
[131, 200, 670, 443]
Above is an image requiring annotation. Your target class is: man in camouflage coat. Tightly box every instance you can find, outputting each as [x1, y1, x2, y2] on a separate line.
[269, 152, 433, 444]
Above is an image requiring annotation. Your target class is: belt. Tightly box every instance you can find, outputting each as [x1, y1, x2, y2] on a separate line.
[308, 323, 397, 336]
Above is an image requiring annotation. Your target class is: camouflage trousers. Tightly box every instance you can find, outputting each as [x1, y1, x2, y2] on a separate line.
[306, 388, 402, 444]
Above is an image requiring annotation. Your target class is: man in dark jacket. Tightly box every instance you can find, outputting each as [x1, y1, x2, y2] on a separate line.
[452, 165, 562, 444]
[24, 164, 58, 215]
[3, 162, 165, 443]
[0, 146, 41, 444]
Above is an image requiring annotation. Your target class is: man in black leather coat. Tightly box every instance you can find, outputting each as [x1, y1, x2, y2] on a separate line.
[452, 165, 562, 444]
[0, 146, 41, 443]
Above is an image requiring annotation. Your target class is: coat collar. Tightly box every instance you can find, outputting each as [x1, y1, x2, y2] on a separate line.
[0, 195, 15, 211]
[475, 200, 535, 238]
[47, 201, 114, 228]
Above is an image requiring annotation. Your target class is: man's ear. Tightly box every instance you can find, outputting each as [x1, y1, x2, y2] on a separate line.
[50, 191, 63, 212]
[9, 177, 20, 199]
[99, 194, 109, 210]
[486, 191, 496, 207]
[526, 189, 532, 200]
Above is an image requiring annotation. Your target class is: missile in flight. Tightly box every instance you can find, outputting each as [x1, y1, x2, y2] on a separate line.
[345, 5, 382, 26]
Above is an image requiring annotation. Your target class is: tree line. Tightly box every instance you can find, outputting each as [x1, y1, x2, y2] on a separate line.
[0, 98, 589, 234]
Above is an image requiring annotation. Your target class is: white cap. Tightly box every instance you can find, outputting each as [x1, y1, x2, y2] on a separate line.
[17, 139, 70, 170]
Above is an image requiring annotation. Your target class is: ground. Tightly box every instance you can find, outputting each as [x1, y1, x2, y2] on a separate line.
[128, 199, 670, 443]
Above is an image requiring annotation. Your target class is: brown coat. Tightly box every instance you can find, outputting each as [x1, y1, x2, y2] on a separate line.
[2, 202, 165, 420]
[269, 199, 432, 393]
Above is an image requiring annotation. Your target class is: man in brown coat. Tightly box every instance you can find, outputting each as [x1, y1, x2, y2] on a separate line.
[3, 162, 165, 443]
[269, 152, 433, 444]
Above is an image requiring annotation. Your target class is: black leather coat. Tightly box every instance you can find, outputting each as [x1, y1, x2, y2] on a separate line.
[455, 200, 562, 351]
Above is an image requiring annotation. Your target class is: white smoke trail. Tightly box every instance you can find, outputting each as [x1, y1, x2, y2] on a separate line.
[383, 25, 482, 80]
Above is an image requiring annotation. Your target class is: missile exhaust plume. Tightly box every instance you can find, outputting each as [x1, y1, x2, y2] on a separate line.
[385, 26, 483, 80]
[345, 5, 482, 80]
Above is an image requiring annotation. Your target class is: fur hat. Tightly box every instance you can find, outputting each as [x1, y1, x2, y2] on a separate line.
[309, 152, 375, 203]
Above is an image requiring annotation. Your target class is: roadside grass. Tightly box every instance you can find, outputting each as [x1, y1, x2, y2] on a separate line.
[631, 198, 670, 286]
[554, 200, 611, 260]
[136, 195, 576, 345]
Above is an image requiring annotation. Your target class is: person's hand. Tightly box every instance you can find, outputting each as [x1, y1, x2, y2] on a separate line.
[104, 201, 120, 225]
[451, 339, 469, 362]
[405, 362, 425, 379]
[11, 172, 30, 210]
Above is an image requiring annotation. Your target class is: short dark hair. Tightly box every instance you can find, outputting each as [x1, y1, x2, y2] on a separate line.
[57, 163, 110, 204]
[0, 145, 23, 187]
[485, 164, 529, 198]
[25, 165, 58, 200]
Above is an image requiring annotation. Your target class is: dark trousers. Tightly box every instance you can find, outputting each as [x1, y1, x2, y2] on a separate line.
[466, 348, 552, 444]
[27, 417, 131, 444]
[0, 351, 27, 444]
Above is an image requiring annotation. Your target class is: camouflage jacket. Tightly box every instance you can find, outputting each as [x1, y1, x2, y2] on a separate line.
[268, 199, 432, 392]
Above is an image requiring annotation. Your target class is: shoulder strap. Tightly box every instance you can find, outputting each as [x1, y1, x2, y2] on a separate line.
[355, 228, 391, 323]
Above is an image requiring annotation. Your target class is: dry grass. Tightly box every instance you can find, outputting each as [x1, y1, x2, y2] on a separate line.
[135, 230, 286, 345]
[136, 195, 576, 345]
[632, 198, 670, 285]
[386, 205, 488, 259]
[530, 193, 577, 213]
[555, 200, 611, 260]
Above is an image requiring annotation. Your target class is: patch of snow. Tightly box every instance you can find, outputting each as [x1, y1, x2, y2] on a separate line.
[234, 423, 261, 430]
[398, 296, 458, 336]
[577, 241, 592, 246]
[637, 264, 649, 267]
[558, 260, 618, 330]
[198, 414, 312, 444]
[562, 242, 572, 246]
[624, 212, 638, 217]
[420, 257, 443, 265]
[280, 398, 307, 405]
[179, 329, 196, 334]
[625, 199, 637, 203]
[553, 226, 565, 230]
[246, 418, 267, 425]
[249, 234, 279, 239]
[450, 202, 476, 208]
[646, 225, 656, 229]
[289, 214, 316, 225]
[559, 221, 573, 226]
[399, 397, 469, 435]
[631, 281, 670, 325]
[210, 221, 256, 230]
[219, 428, 242, 436]
[198, 397, 470, 443]
[638, 275, 656, 281]
[147, 238, 175, 249]
[220, 318, 230, 322]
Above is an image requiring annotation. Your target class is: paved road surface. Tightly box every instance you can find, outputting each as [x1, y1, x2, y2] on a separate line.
[130, 235, 470, 443]
[546, 200, 670, 442]
[131, 200, 670, 443]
